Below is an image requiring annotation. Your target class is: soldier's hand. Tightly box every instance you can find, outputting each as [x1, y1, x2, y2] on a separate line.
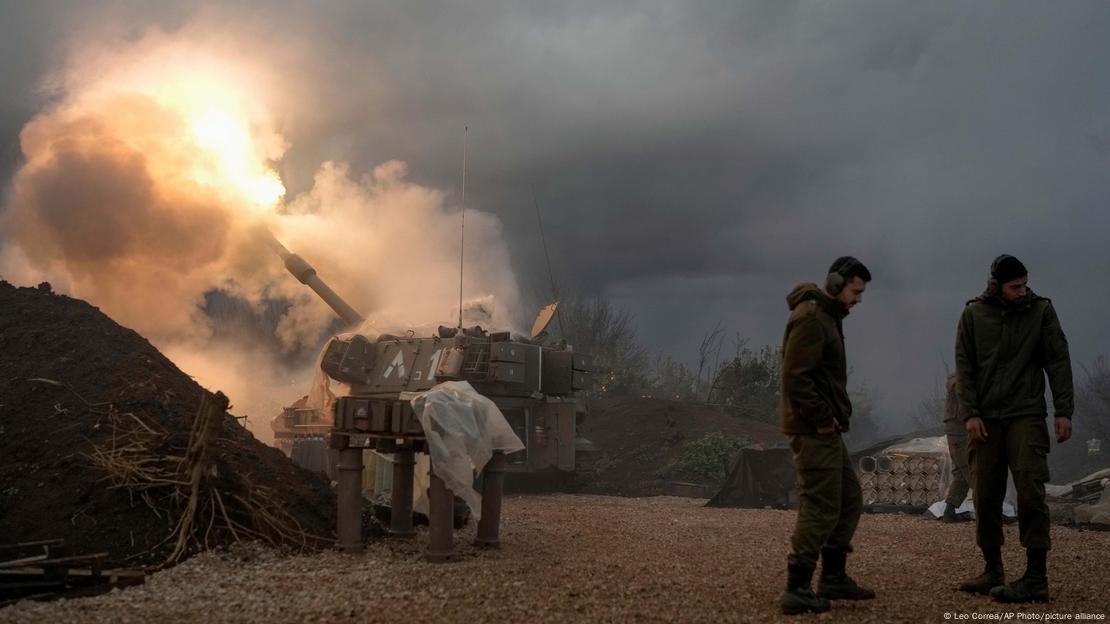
[1055, 416, 1072, 443]
[816, 422, 837, 435]
[965, 416, 988, 442]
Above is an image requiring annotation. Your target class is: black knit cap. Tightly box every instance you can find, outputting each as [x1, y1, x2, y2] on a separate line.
[991, 254, 1028, 285]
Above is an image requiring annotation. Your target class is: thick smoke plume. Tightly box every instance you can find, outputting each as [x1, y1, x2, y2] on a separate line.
[0, 28, 522, 442]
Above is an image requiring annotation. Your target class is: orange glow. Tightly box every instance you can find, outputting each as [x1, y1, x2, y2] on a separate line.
[62, 41, 289, 215]
[187, 107, 286, 209]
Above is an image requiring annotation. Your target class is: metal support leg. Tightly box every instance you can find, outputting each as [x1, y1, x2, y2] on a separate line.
[336, 446, 365, 553]
[425, 468, 454, 562]
[389, 448, 415, 537]
[475, 451, 507, 548]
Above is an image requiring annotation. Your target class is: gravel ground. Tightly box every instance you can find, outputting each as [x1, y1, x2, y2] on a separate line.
[4, 494, 1108, 623]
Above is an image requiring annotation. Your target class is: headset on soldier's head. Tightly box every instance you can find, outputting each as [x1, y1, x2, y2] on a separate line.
[825, 256, 864, 296]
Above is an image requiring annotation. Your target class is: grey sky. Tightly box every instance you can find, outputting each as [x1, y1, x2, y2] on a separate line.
[3, 1, 1109, 432]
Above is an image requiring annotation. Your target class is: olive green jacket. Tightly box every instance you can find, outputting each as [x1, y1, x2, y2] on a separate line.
[779, 283, 852, 434]
[942, 374, 966, 437]
[942, 374, 962, 423]
[954, 286, 1073, 421]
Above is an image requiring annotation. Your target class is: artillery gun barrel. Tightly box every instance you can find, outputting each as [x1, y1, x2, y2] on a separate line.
[263, 231, 365, 328]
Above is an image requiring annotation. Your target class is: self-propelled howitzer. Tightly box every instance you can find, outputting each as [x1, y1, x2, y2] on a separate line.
[266, 235, 591, 477]
[267, 237, 591, 557]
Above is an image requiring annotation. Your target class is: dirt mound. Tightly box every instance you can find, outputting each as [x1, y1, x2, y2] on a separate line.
[0, 281, 335, 566]
[579, 396, 782, 496]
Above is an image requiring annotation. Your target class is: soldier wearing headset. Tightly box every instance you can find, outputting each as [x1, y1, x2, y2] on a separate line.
[778, 256, 875, 615]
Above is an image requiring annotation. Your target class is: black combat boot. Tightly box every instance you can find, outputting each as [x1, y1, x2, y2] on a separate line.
[958, 547, 1005, 594]
[817, 548, 876, 600]
[781, 563, 831, 615]
[941, 503, 960, 523]
[990, 548, 1049, 603]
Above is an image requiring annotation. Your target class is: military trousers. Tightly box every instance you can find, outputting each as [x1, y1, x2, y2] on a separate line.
[969, 415, 1052, 550]
[786, 432, 862, 569]
[944, 419, 971, 508]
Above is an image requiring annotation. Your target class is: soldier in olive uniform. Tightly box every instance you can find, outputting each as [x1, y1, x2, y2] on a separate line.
[942, 373, 972, 522]
[779, 257, 875, 616]
[955, 255, 1073, 603]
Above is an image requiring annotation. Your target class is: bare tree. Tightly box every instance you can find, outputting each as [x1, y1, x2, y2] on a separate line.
[1074, 356, 1110, 464]
[556, 296, 649, 396]
[696, 323, 725, 401]
[648, 352, 699, 400]
[708, 342, 782, 423]
[844, 382, 886, 448]
[1078, 357, 1110, 437]
[910, 376, 947, 431]
[1028, 355, 1110, 482]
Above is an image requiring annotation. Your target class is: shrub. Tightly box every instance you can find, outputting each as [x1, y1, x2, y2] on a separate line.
[657, 432, 750, 485]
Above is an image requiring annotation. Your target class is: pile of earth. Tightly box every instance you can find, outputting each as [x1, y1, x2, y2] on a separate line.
[0, 281, 335, 566]
[578, 396, 782, 496]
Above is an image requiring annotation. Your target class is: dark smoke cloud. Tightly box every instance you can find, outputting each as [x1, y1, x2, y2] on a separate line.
[2, 1, 1109, 434]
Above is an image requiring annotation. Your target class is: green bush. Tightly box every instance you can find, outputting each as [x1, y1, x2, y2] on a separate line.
[657, 432, 750, 485]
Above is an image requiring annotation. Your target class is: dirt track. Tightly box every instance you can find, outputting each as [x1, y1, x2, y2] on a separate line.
[3, 494, 1107, 623]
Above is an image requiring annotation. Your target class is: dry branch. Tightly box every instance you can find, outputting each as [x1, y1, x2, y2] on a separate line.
[84, 390, 331, 565]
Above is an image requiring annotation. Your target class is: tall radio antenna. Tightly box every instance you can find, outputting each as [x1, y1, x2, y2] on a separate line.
[458, 126, 468, 329]
[531, 184, 565, 338]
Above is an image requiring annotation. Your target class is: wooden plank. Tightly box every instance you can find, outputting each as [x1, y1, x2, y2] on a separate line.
[0, 569, 50, 577]
[0, 555, 48, 569]
[0, 580, 66, 590]
[33, 553, 109, 568]
[0, 565, 141, 578]
[83, 568, 145, 581]
[0, 539, 65, 553]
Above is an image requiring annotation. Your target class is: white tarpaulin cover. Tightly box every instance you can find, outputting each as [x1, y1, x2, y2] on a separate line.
[880, 435, 1019, 519]
[407, 381, 524, 521]
[1075, 485, 1110, 525]
[1066, 469, 1110, 526]
[883, 436, 958, 507]
[882, 437, 951, 455]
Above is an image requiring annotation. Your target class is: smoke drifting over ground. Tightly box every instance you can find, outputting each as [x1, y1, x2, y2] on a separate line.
[0, 27, 521, 441]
